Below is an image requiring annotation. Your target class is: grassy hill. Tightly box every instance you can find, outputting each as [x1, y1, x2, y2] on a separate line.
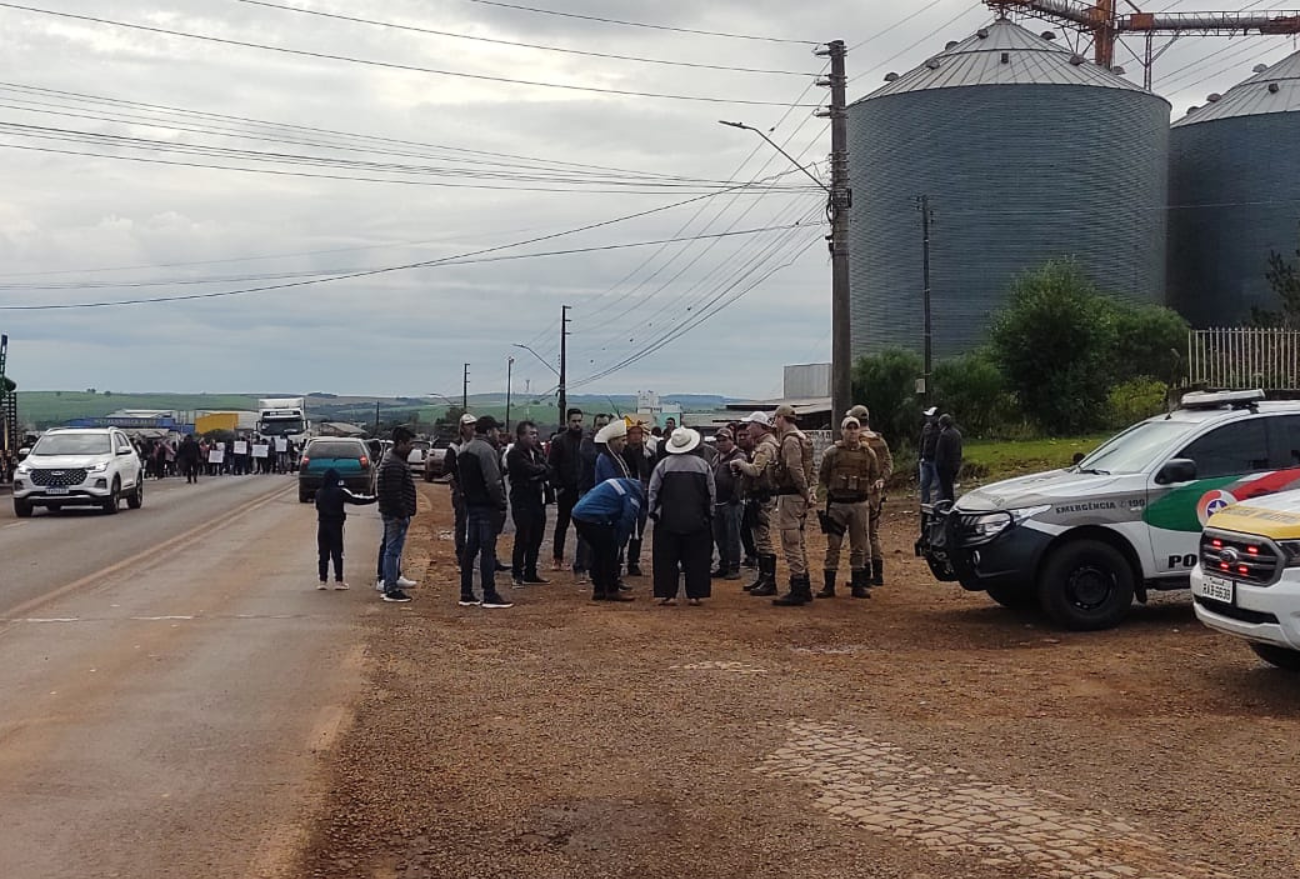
[18, 392, 262, 428]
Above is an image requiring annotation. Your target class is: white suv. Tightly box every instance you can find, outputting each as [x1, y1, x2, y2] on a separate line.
[13, 428, 145, 517]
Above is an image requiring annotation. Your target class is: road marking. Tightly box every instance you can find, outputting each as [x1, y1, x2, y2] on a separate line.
[1, 522, 27, 530]
[130, 615, 195, 621]
[760, 721, 1233, 879]
[0, 484, 291, 632]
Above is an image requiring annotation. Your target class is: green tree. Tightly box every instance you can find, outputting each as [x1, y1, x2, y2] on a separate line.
[850, 348, 923, 449]
[989, 260, 1116, 433]
[930, 352, 1016, 437]
[1109, 302, 1188, 386]
[1250, 241, 1300, 329]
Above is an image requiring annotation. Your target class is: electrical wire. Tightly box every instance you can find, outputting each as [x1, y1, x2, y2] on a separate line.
[231, 0, 813, 76]
[0, 3, 822, 107]
[849, 3, 990, 85]
[849, 0, 950, 51]
[458, 0, 819, 45]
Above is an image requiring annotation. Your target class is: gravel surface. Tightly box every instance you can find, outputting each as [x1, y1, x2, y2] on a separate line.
[298, 486, 1300, 879]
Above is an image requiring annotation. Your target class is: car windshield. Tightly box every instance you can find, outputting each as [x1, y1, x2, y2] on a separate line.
[258, 419, 305, 437]
[1075, 420, 1198, 475]
[411, 441, 431, 451]
[306, 441, 364, 458]
[32, 433, 112, 456]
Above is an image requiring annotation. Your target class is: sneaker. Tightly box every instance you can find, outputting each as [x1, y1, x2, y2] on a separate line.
[551, 558, 565, 572]
[317, 580, 328, 590]
[396, 575, 418, 588]
[482, 594, 514, 609]
[334, 581, 350, 590]
[523, 574, 549, 585]
[382, 590, 413, 603]
[575, 571, 590, 584]
[374, 578, 385, 592]
[511, 576, 526, 589]
[458, 595, 482, 607]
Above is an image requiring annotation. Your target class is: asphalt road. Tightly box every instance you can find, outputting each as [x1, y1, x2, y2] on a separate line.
[0, 474, 384, 879]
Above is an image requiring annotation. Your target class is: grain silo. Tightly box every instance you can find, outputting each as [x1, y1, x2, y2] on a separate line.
[1168, 51, 1300, 327]
[847, 19, 1170, 360]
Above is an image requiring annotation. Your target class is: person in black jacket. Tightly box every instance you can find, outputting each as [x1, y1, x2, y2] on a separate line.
[547, 408, 585, 572]
[648, 428, 716, 606]
[918, 407, 939, 505]
[376, 427, 418, 603]
[710, 427, 745, 580]
[935, 414, 964, 503]
[506, 420, 549, 588]
[458, 416, 513, 608]
[314, 467, 376, 589]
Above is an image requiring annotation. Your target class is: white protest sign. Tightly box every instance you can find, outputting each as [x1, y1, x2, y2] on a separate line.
[275, 438, 288, 453]
[233, 441, 248, 455]
[252, 444, 270, 459]
[208, 450, 225, 464]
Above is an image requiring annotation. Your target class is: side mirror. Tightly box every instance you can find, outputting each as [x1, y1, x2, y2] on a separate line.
[119, 447, 134, 455]
[17, 448, 29, 461]
[1156, 458, 1197, 485]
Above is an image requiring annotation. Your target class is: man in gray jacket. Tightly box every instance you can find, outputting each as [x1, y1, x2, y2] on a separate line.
[457, 416, 513, 609]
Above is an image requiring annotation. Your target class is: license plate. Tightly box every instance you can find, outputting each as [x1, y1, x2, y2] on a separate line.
[45, 487, 69, 495]
[1202, 574, 1235, 605]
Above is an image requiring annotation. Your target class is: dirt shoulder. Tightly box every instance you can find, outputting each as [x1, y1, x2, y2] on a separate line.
[298, 485, 1300, 879]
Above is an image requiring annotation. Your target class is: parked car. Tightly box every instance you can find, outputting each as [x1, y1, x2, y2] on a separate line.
[298, 438, 376, 503]
[1191, 491, 1300, 670]
[423, 437, 452, 483]
[407, 439, 432, 473]
[918, 389, 1300, 630]
[12, 427, 145, 517]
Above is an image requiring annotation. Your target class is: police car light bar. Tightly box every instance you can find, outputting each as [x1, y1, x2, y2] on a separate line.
[1179, 389, 1265, 410]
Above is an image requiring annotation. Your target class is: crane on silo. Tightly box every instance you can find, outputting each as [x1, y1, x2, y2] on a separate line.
[987, 1, 1300, 89]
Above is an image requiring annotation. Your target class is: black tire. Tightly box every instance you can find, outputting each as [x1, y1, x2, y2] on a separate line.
[127, 479, 144, 510]
[1249, 643, 1300, 671]
[985, 582, 1036, 609]
[102, 479, 121, 515]
[1038, 539, 1135, 631]
[14, 498, 33, 518]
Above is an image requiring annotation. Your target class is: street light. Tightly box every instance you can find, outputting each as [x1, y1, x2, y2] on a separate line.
[718, 120, 830, 194]
[511, 343, 561, 378]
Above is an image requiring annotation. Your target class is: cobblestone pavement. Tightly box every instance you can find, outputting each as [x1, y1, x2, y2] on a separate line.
[761, 722, 1233, 879]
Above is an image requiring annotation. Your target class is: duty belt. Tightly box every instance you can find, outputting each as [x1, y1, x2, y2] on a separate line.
[775, 487, 803, 496]
[829, 494, 870, 504]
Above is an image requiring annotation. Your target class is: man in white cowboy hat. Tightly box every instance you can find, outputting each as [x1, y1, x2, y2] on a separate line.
[768, 404, 816, 606]
[594, 418, 632, 482]
[648, 427, 716, 606]
[730, 411, 780, 596]
[620, 418, 655, 577]
[846, 404, 894, 587]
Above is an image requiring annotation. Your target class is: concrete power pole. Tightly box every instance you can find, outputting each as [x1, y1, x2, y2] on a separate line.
[505, 356, 514, 434]
[462, 363, 470, 412]
[817, 40, 852, 419]
[558, 305, 570, 426]
[919, 194, 934, 400]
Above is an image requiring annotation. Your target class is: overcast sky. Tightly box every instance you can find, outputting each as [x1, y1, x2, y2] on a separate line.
[0, 1, 1292, 398]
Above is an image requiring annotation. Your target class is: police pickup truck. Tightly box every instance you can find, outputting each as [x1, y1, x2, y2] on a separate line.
[918, 390, 1300, 630]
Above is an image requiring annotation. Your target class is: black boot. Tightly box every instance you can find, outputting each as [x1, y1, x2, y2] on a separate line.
[625, 539, 643, 576]
[750, 555, 778, 596]
[816, 570, 837, 599]
[851, 567, 871, 599]
[871, 558, 884, 587]
[773, 575, 812, 606]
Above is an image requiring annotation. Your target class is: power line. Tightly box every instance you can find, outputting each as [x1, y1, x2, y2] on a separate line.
[231, 0, 813, 76]
[0, 3, 821, 107]
[849, 0, 950, 51]
[849, 3, 989, 86]
[458, 0, 819, 45]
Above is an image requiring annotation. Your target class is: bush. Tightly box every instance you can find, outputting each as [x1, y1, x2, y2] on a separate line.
[1107, 378, 1168, 429]
[851, 348, 923, 450]
[930, 352, 1018, 438]
[1110, 305, 1187, 387]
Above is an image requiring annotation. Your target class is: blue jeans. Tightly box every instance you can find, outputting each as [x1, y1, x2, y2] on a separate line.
[461, 506, 500, 598]
[919, 460, 937, 505]
[712, 502, 743, 572]
[382, 516, 410, 591]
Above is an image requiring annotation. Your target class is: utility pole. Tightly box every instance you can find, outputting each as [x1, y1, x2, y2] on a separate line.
[462, 363, 470, 412]
[816, 39, 852, 419]
[505, 356, 514, 434]
[525, 378, 532, 420]
[373, 400, 380, 436]
[918, 195, 934, 400]
[558, 305, 570, 426]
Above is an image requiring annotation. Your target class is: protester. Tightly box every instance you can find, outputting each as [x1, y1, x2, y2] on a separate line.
[571, 477, 641, 602]
[178, 434, 201, 484]
[457, 416, 513, 609]
[506, 420, 549, 588]
[620, 419, 654, 577]
[710, 427, 744, 581]
[648, 428, 716, 606]
[314, 467, 376, 590]
[547, 408, 585, 573]
[444, 414, 478, 565]
[376, 427, 418, 603]
[935, 413, 964, 503]
[918, 407, 940, 505]
[594, 419, 631, 482]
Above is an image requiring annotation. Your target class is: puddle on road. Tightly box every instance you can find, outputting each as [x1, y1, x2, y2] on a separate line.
[759, 721, 1232, 879]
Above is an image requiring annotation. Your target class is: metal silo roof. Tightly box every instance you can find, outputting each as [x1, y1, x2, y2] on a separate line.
[855, 19, 1149, 103]
[1173, 49, 1300, 126]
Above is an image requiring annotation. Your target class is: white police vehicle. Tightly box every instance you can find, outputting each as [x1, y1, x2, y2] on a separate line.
[919, 390, 1300, 630]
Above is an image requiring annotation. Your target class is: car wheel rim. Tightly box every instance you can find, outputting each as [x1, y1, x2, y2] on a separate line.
[1067, 564, 1114, 611]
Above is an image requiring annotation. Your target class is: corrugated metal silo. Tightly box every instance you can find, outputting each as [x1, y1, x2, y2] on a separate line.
[847, 20, 1170, 360]
[1168, 51, 1300, 327]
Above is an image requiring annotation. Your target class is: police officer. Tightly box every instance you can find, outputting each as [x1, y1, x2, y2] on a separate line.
[847, 404, 893, 587]
[730, 411, 779, 595]
[768, 404, 815, 607]
[817, 415, 881, 599]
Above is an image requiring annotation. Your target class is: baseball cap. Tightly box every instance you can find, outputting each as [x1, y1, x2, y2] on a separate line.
[459, 413, 477, 426]
[841, 416, 861, 429]
[476, 415, 502, 432]
[923, 406, 938, 417]
[773, 404, 799, 420]
[743, 411, 772, 426]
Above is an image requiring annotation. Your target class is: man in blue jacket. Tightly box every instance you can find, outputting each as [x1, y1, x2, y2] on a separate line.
[572, 478, 642, 603]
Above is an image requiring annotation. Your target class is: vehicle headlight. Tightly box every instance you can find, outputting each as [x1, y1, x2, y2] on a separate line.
[968, 504, 1051, 539]
[15, 464, 29, 476]
[89, 462, 109, 473]
[1278, 541, 1300, 568]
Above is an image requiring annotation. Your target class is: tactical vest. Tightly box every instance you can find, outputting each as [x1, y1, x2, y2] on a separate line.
[774, 427, 813, 492]
[826, 443, 875, 502]
[742, 434, 778, 497]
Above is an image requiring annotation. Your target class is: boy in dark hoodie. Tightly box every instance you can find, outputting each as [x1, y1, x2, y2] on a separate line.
[315, 467, 377, 589]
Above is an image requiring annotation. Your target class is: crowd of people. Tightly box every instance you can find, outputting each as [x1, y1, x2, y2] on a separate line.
[135, 433, 300, 482]
[324, 404, 963, 610]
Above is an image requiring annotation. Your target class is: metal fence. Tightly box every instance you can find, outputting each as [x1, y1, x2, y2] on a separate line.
[1187, 327, 1300, 391]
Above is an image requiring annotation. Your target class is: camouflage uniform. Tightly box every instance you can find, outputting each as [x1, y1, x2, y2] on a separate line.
[734, 430, 779, 593]
[773, 423, 815, 580]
